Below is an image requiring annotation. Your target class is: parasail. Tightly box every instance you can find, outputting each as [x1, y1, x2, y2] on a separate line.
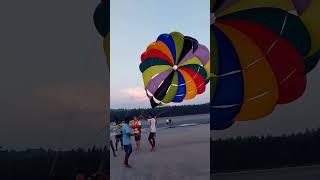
[210, 0, 320, 130]
[140, 32, 210, 108]
[93, 0, 110, 68]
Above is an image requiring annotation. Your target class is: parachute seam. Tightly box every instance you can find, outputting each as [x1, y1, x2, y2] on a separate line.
[211, 70, 242, 77]
[247, 90, 272, 101]
[245, 15, 287, 69]
[280, 68, 297, 84]
[211, 104, 239, 108]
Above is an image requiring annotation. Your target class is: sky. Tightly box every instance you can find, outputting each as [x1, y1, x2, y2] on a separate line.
[0, 0, 108, 150]
[110, 0, 210, 109]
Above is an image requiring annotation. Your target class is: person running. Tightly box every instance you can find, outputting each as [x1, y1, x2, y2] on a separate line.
[121, 117, 134, 168]
[147, 114, 157, 151]
[130, 116, 142, 150]
[115, 120, 123, 151]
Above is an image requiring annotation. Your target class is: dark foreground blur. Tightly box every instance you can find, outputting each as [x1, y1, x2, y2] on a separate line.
[0, 147, 109, 180]
[212, 128, 320, 173]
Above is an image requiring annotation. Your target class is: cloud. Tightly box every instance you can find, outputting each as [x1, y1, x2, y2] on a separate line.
[111, 86, 210, 109]
[120, 87, 148, 102]
[33, 80, 108, 113]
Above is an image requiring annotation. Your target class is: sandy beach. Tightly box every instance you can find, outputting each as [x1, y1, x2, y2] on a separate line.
[110, 123, 210, 180]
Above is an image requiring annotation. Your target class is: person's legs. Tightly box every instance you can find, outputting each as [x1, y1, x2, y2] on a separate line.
[123, 145, 133, 168]
[115, 136, 119, 151]
[120, 135, 124, 150]
[149, 133, 156, 151]
[148, 133, 154, 148]
[123, 145, 128, 165]
[151, 133, 156, 151]
[134, 134, 141, 150]
[110, 140, 116, 157]
[152, 136, 155, 148]
[136, 140, 140, 150]
[151, 139, 155, 151]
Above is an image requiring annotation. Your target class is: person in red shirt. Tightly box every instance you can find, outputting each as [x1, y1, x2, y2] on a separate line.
[130, 116, 142, 150]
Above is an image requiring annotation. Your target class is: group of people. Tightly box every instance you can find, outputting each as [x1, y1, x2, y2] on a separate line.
[110, 115, 157, 168]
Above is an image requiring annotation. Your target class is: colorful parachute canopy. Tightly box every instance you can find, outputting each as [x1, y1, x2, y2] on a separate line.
[94, 0, 110, 67]
[210, 0, 320, 130]
[140, 32, 210, 108]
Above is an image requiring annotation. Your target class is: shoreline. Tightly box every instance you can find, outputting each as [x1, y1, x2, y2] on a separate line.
[110, 114, 209, 136]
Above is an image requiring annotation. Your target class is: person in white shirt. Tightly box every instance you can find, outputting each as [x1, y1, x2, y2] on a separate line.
[147, 114, 157, 151]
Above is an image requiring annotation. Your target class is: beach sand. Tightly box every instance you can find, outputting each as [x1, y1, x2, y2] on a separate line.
[110, 124, 210, 180]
